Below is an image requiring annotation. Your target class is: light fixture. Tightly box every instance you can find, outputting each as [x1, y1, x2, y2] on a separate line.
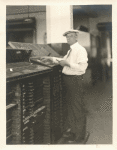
[24, 6, 32, 22]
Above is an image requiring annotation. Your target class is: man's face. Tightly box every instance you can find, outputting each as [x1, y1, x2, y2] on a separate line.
[66, 32, 78, 45]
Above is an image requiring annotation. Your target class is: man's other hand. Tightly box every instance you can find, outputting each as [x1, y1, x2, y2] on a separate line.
[59, 60, 70, 67]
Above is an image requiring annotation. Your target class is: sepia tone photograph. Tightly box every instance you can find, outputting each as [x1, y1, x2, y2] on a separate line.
[6, 5, 112, 145]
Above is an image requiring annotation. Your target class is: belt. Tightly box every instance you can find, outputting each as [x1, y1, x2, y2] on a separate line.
[62, 74, 84, 79]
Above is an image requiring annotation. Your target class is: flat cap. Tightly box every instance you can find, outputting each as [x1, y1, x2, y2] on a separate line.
[63, 29, 79, 36]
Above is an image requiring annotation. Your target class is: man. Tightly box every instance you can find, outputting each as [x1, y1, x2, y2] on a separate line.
[41, 29, 88, 143]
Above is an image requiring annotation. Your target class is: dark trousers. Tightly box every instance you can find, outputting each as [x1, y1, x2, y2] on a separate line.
[62, 74, 86, 141]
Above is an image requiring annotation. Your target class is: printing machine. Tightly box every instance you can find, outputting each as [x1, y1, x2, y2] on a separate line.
[6, 41, 89, 144]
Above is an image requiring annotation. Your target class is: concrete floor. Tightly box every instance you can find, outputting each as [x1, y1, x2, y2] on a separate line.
[84, 79, 112, 144]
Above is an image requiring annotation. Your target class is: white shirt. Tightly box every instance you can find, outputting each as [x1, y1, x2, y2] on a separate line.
[52, 42, 88, 75]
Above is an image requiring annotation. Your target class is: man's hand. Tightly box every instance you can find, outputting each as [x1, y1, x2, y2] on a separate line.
[59, 60, 70, 67]
[40, 56, 53, 62]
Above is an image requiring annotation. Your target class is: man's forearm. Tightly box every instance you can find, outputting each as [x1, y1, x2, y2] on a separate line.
[52, 57, 64, 63]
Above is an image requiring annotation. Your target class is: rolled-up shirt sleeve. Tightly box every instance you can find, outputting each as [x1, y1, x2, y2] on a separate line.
[69, 49, 88, 72]
[70, 62, 88, 72]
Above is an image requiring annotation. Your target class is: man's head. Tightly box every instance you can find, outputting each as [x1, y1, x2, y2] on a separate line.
[63, 30, 79, 45]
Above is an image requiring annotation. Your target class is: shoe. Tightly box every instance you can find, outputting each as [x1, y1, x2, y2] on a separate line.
[66, 131, 90, 144]
[63, 132, 76, 141]
[66, 140, 77, 144]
